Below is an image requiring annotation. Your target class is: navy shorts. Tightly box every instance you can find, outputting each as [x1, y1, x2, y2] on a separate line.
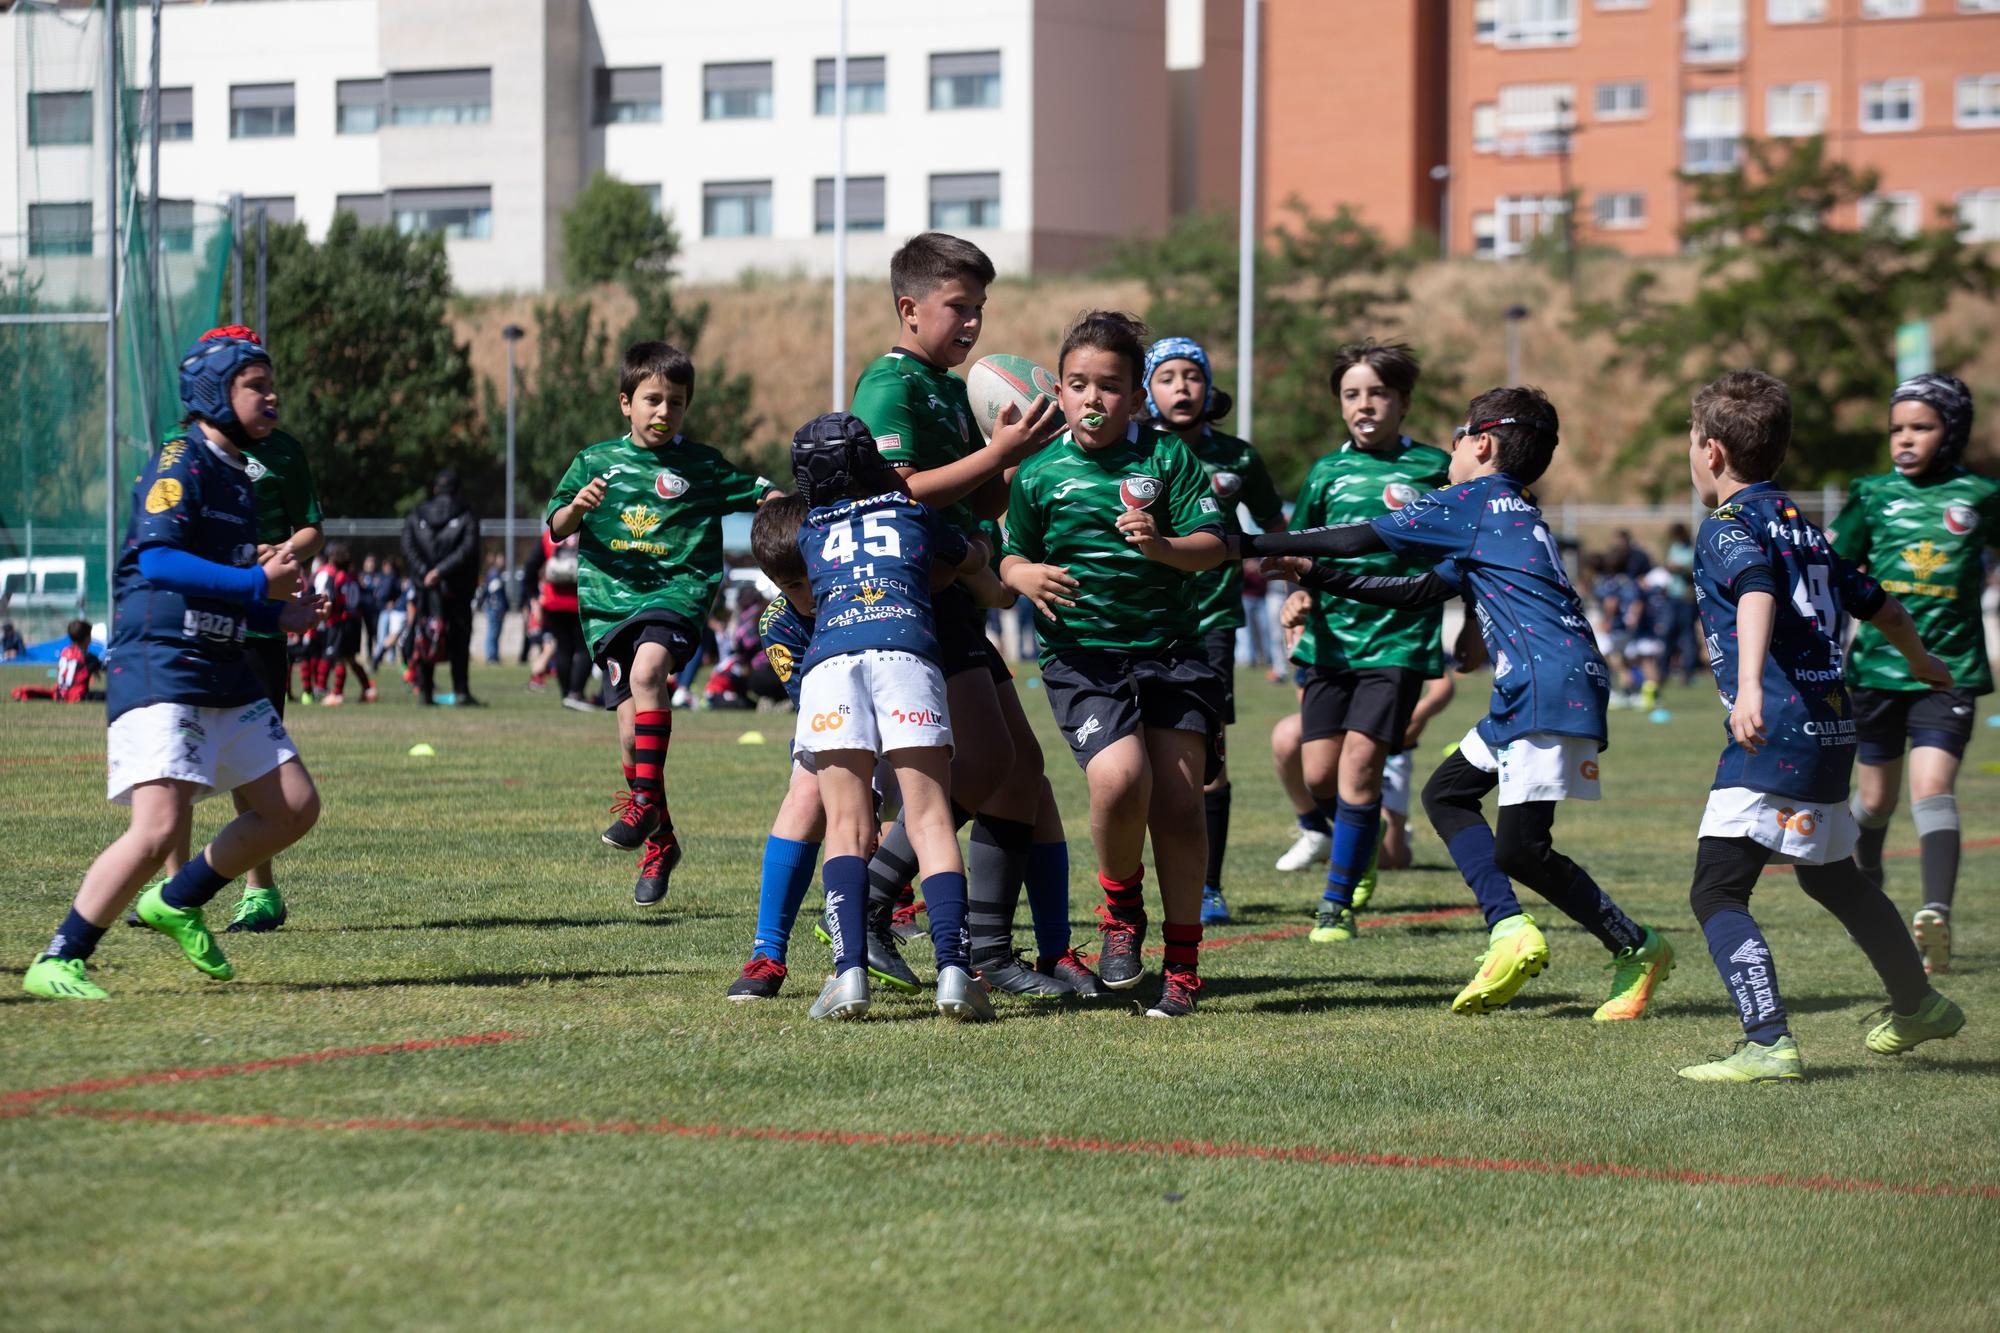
[597, 613, 700, 711]
[1040, 647, 1225, 783]
[1852, 686, 1980, 763]
[1299, 665, 1426, 751]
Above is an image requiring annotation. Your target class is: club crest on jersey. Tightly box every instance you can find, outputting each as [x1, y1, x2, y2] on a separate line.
[655, 471, 690, 500]
[1944, 503, 1978, 536]
[766, 642, 795, 683]
[1383, 482, 1420, 510]
[620, 505, 663, 539]
[145, 478, 183, 514]
[1119, 476, 1163, 509]
[1211, 470, 1243, 499]
[243, 457, 268, 482]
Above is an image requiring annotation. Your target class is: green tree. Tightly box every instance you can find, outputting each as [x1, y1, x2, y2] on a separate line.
[260, 212, 479, 515]
[1577, 136, 1998, 493]
[561, 172, 680, 289]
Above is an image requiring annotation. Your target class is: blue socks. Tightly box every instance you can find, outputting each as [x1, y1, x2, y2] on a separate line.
[159, 851, 230, 910]
[1025, 839, 1070, 959]
[1320, 798, 1382, 907]
[922, 871, 970, 970]
[822, 855, 869, 976]
[1445, 825, 1525, 927]
[1297, 809, 1330, 835]
[46, 908, 106, 962]
[751, 836, 820, 963]
[1700, 909, 1789, 1045]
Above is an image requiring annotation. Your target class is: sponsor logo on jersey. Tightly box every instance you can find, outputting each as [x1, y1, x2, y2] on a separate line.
[1773, 806, 1819, 836]
[1728, 938, 1771, 966]
[1212, 470, 1243, 499]
[855, 583, 886, 606]
[1944, 503, 1978, 536]
[876, 432, 903, 452]
[156, 441, 186, 471]
[891, 706, 944, 727]
[1052, 478, 1094, 500]
[1900, 539, 1949, 582]
[1486, 493, 1535, 514]
[810, 707, 849, 732]
[1197, 496, 1220, 513]
[766, 642, 795, 683]
[145, 478, 183, 514]
[655, 471, 690, 500]
[1711, 527, 1752, 549]
[1072, 714, 1104, 748]
[1119, 476, 1162, 509]
[620, 505, 663, 539]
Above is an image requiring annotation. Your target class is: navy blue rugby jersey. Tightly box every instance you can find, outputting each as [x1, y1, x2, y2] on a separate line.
[1695, 483, 1885, 803]
[798, 492, 969, 674]
[108, 433, 267, 722]
[757, 592, 815, 707]
[1372, 472, 1609, 748]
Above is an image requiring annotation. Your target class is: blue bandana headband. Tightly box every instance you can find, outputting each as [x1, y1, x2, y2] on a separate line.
[1143, 336, 1213, 420]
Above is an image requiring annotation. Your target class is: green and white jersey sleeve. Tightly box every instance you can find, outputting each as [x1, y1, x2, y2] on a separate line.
[546, 434, 773, 655]
[238, 428, 325, 640]
[1004, 423, 1221, 661]
[1290, 438, 1449, 674]
[850, 350, 984, 533]
[1185, 426, 1287, 633]
[1830, 467, 2000, 694]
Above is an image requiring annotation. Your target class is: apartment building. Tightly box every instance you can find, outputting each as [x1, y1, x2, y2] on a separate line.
[5, 0, 1182, 291]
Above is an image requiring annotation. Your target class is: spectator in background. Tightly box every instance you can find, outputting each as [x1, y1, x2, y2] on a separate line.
[1240, 560, 1271, 667]
[477, 553, 511, 664]
[524, 526, 593, 712]
[1665, 522, 1700, 685]
[1608, 528, 1652, 580]
[0, 620, 24, 660]
[400, 468, 482, 706]
[370, 558, 409, 671]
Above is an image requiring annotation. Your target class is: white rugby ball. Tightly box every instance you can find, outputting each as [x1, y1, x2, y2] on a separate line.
[965, 354, 1062, 441]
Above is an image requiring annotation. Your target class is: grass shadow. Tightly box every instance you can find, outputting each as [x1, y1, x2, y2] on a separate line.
[256, 965, 693, 992]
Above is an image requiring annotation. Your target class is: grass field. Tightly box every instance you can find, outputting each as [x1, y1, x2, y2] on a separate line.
[3, 660, 1997, 1330]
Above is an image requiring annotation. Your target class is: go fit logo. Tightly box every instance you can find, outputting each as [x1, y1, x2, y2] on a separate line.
[1773, 805, 1819, 836]
[810, 708, 849, 733]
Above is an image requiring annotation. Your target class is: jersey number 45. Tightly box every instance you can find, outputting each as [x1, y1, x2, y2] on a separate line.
[822, 516, 902, 564]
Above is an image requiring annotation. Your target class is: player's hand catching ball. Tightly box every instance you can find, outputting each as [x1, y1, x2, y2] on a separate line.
[261, 545, 303, 601]
[988, 396, 1062, 465]
[573, 475, 611, 513]
[1004, 562, 1079, 620]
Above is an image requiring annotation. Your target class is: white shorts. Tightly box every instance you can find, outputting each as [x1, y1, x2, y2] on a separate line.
[1699, 786, 1859, 866]
[1381, 751, 1414, 818]
[1457, 726, 1602, 807]
[795, 650, 952, 757]
[106, 698, 298, 806]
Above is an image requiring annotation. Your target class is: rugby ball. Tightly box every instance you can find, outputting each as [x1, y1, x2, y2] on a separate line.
[966, 354, 1061, 440]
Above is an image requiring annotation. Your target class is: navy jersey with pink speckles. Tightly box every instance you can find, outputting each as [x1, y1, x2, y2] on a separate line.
[1371, 473, 1609, 749]
[798, 491, 969, 674]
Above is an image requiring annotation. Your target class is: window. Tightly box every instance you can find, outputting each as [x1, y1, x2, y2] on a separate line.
[1684, 87, 1742, 171]
[1862, 78, 1921, 132]
[133, 87, 192, 141]
[230, 83, 295, 138]
[389, 69, 491, 126]
[28, 91, 92, 146]
[703, 180, 772, 237]
[393, 187, 493, 240]
[245, 196, 295, 225]
[337, 79, 384, 135]
[1861, 192, 1921, 237]
[1594, 80, 1646, 120]
[1593, 191, 1646, 228]
[1960, 0, 2000, 11]
[336, 193, 388, 227]
[815, 176, 887, 232]
[28, 203, 91, 257]
[1956, 74, 2000, 127]
[1684, 0, 1744, 62]
[1496, 83, 1575, 153]
[1494, 0, 1578, 47]
[644, 184, 663, 214]
[1862, 0, 1920, 15]
[816, 57, 886, 115]
[1473, 103, 1499, 151]
[1474, 0, 1499, 40]
[157, 199, 195, 253]
[1766, 82, 1827, 136]
[931, 51, 1001, 109]
[596, 67, 662, 124]
[1958, 188, 2000, 240]
[1493, 195, 1569, 257]
[930, 172, 1001, 229]
[1472, 210, 1498, 255]
[1768, 0, 1826, 17]
[703, 62, 773, 120]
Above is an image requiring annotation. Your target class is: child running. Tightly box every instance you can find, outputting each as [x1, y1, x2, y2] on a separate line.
[1830, 373, 1996, 975]
[23, 332, 324, 999]
[1245, 387, 1673, 1021]
[789, 413, 994, 1021]
[315, 543, 373, 705]
[1675, 371, 1964, 1082]
[1003, 311, 1229, 1017]
[546, 341, 775, 906]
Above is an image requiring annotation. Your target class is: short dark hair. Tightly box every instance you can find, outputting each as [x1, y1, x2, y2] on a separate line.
[1058, 310, 1149, 385]
[621, 341, 696, 400]
[889, 231, 995, 304]
[66, 618, 91, 644]
[1691, 370, 1791, 482]
[751, 493, 811, 584]
[1465, 386, 1561, 484]
[1328, 340, 1420, 400]
[326, 542, 352, 571]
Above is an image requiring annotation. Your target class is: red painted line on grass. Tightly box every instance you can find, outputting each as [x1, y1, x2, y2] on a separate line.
[43, 1103, 1998, 1202]
[1760, 835, 2000, 876]
[0, 1031, 520, 1108]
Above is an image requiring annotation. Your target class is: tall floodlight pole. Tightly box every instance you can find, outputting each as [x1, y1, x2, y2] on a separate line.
[103, 0, 121, 621]
[148, 0, 161, 396]
[231, 193, 244, 322]
[503, 324, 525, 583]
[1236, 0, 1260, 441]
[830, 0, 849, 411]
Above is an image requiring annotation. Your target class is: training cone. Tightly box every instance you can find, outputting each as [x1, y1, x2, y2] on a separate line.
[737, 731, 766, 746]
[408, 743, 436, 758]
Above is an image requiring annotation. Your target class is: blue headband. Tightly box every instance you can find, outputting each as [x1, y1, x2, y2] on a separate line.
[1144, 336, 1213, 420]
[179, 335, 271, 431]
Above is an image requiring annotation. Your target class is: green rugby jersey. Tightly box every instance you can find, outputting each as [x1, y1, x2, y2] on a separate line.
[545, 434, 772, 655]
[237, 428, 323, 640]
[1830, 467, 2000, 694]
[1176, 425, 1286, 634]
[850, 349, 984, 534]
[1003, 422, 1222, 662]
[1289, 437, 1449, 673]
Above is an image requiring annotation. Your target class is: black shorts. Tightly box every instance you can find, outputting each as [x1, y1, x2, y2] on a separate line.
[1201, 626, 1238, 726]
[245, 635, 290, 719]
[934, 582, 1010, 684]
[597, 613, 700, 711]
[1853, 686, 1980, 763]
[1040, 647, 1225, 783]
[1299, 665, 1426, 750]
[322, 620, 363, 659]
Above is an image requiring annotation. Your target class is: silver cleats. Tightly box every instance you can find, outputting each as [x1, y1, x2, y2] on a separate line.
[808, 965, 870, 1020]
[935, 965, 997, 1022]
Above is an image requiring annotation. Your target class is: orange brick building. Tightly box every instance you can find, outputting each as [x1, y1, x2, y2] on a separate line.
[1257, 0, 2000, 256]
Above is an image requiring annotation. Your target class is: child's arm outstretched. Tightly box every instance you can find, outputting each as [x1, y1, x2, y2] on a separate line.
[1860, 594, 1954, 691]
[1258, 556, 1456, 608]
[1234, 522, 1388, 561]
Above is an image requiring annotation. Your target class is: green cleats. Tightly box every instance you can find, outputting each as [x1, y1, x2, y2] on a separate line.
[1864, 991, 1966, 1055]
[1451, 913, 1548, 1015]
[123, 875, 169, 928]
[135, 883, 234, 981]
[1677, 1035, 1804, 1083]
[1308, 902, 1359, 944]
[225, 886, 287, 934]
[23, 955, 109, 1001]
[1593, 926, 1674, 1022]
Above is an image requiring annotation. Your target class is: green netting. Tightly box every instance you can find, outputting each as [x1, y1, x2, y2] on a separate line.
[2, 1, 234, 639]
